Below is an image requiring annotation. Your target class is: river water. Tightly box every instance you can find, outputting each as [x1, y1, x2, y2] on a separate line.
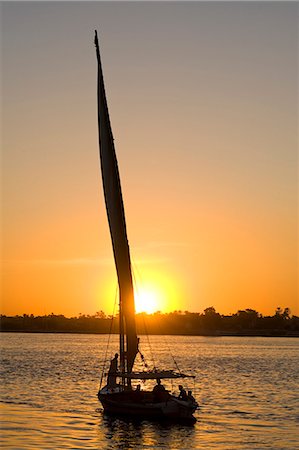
[0, 333, 298, 449]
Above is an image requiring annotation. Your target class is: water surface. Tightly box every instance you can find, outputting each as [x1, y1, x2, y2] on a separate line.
[1, 333, 298, 449]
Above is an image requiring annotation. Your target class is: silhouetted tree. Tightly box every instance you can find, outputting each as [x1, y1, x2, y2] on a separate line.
[1, 308, 298, 335]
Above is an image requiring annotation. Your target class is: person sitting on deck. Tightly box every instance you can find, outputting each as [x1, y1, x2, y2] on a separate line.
[178, 384, 188, 401]
[107, 353, 118, 387]
[134, 384, 143, 402]
[187, 390, 196, 403]
[152, 378, 168, 402]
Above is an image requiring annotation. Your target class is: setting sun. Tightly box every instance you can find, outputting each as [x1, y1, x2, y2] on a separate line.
[134, 287, 160, 314]
[101, 265, 182, 316]
[131, 265, 182, 314]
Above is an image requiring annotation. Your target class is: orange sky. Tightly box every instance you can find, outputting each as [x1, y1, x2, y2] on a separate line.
[1, 3, 298, 317]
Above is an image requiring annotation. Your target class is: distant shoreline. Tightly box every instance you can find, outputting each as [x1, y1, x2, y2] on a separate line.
[1, 309, 298, 337]
[1, 330, 298, 337]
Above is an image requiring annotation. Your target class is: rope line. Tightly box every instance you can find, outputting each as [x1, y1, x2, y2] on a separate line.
[131, 260, 156, 370]
[162, 333, 182, 376]
[99, 283, 118, 389]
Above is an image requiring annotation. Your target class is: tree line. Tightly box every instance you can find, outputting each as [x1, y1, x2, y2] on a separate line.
[0, 307, 298, 336]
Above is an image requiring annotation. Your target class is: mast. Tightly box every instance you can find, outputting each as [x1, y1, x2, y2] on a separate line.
[94, 31, 138, 380]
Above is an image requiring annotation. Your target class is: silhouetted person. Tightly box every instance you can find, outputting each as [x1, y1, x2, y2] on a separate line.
[107, 353, 118, 387]
[153, 378, 168, 402]
[187, 390, 195, 402]
[178, 384, 188, 401]
[135, 384, 142, 402]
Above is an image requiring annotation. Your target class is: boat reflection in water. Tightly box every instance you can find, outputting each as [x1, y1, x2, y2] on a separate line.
[94, 30, 198, 422]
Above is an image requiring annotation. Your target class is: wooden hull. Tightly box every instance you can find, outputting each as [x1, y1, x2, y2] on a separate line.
[98, 388, 197, 422]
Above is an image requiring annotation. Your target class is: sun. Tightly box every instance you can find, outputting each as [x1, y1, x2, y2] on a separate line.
[130, 267, 182, 314]
[134, 287, 161, 314]
[102, 266, 182, 315]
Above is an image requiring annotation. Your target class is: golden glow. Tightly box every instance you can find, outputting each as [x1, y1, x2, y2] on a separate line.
[135, 285, 162, 314]
[99, 265, 182, 316]
[132, 266, 181, 314]
[2, 4, 297, 317]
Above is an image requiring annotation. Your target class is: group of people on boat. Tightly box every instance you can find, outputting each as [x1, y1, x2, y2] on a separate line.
[107, 354, 195, 403]
[178, 384, 195, 402]
[152, 379, 195, 403]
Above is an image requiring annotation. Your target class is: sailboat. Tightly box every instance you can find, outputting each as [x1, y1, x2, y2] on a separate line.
[94, 31, 198, 421]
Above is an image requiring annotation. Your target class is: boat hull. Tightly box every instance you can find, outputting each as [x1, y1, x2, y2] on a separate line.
[98, 387, 197, 422]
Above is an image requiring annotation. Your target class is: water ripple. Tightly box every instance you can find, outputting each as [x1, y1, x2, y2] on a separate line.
[1, 334, 298, 449]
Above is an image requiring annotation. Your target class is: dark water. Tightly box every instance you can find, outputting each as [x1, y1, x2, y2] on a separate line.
[1, 333, 298, 449]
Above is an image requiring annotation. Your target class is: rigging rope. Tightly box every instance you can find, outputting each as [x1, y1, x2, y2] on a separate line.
[131, 261, 156, 370]
[161, 334, 182, 376]
[142, 315, 156, 370]
[99, 284, 118, 389]
[131, 260, 179, 375]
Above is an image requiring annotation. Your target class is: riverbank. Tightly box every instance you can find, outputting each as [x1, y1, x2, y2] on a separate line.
[1, 329, 298, 337]
[1, 309, 298, 337]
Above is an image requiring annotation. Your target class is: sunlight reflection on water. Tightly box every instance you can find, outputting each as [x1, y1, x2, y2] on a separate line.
[1, 334, 298, 449]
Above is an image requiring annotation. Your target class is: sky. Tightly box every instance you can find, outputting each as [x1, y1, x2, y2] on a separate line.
[1, 1, 298, 317]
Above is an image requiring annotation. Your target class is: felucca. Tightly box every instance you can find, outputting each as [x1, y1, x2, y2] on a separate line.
[95, 31, 198, 421]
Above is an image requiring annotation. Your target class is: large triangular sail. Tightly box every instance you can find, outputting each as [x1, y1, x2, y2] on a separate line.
[94, 31, 138, 375]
